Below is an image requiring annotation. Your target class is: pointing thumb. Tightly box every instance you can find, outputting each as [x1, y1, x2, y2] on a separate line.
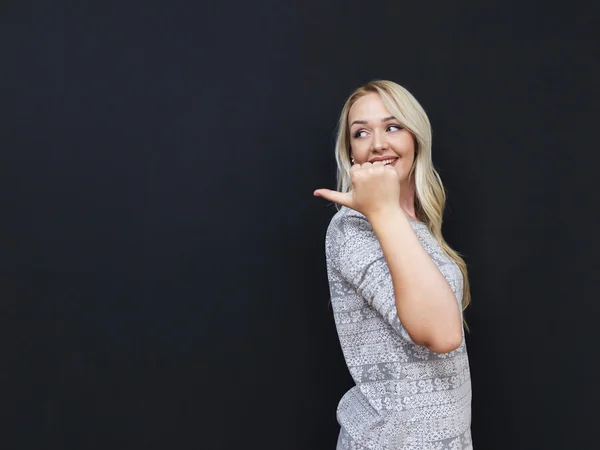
[313, 189, 353, 208]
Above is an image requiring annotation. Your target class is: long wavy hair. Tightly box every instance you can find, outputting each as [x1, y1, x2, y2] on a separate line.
[334, 80, 471, 314]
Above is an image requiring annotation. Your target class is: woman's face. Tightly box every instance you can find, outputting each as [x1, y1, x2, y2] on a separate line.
[348, 92, 416, 184]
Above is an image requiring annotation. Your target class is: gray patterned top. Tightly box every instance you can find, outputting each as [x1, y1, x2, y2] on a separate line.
[325, 206, 472, 450]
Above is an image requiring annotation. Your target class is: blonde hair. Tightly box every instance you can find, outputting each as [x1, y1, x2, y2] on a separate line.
[334, 80, 471, 314]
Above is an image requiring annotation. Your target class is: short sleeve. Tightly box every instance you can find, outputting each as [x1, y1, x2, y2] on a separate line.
[330, 211, 415, 343]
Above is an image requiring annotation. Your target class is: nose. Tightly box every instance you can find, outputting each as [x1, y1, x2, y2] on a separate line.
[372, 130, 388, 152]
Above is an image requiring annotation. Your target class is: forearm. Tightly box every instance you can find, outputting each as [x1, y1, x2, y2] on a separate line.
[368, 208, 463, 353]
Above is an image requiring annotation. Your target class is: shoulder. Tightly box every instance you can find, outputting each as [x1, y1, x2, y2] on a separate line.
[326, 206, 371, 239]
[325, 207, 377, 261]
[325, 207, 383, 272]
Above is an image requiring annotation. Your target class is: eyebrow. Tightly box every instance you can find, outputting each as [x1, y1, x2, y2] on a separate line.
[350, 116, 397, 127]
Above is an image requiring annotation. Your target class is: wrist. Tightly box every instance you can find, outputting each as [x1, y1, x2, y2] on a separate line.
[366, 205, 406, 229]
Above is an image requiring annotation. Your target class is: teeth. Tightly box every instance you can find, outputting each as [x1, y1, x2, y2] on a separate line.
[381, 159, 396, 165]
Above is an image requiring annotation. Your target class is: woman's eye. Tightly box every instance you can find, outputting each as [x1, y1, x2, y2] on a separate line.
[354, 130, 368, 138]
[387, 125, 402, 132]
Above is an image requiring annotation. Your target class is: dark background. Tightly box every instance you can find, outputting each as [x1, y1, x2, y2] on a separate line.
[2, 1, 599, 449]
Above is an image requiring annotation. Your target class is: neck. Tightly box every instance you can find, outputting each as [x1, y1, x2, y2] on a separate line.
[400, 180, 418, 220]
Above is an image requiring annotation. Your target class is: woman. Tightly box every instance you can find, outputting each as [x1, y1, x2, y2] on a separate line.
[314, 80, 472, 449]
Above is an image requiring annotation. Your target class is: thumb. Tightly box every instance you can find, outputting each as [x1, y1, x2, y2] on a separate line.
[313, 189, 353, 208]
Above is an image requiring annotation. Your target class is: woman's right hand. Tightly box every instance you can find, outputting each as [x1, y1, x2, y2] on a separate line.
[314, 162, 402, 220]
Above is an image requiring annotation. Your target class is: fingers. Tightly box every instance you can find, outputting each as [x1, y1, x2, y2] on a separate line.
[351, 161, 374, 176]
[350, 161, 392, 181]
[350, 163, 361, 175]
[369, 161, 393, 170]
[352, 161, 386, 170]
[313, 189, 353, 208]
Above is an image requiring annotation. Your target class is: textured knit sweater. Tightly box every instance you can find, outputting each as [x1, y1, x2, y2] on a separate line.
[325, 206, 472, 450]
